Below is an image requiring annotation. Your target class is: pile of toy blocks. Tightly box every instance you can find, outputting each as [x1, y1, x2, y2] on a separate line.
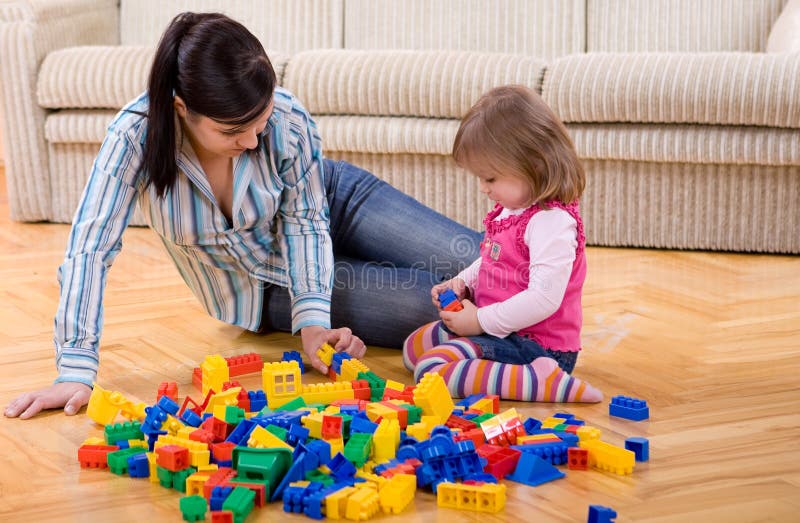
[78, 349, 646, 522]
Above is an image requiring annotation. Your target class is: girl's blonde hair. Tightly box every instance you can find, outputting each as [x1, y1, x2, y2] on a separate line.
[452, 85, 585, 208]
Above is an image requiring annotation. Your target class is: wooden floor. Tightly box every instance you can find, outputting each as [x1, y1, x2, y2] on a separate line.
[0, 164, 798, 523]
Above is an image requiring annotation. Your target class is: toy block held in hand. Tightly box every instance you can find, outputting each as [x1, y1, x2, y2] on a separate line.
[438, 289, 463, 312]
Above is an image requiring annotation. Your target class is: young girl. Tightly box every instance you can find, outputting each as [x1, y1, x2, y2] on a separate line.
[403, 85, 602, 403]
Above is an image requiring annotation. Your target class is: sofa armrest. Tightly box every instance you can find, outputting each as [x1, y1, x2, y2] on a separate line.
[0, 0, 119, 221]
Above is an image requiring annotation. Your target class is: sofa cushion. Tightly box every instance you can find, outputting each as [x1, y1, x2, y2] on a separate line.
[119, 0, 344, 52]
[316, 116, 459, 156]
[283, 50, 547, 119]
[543, 53, 800, 128]
[588, 0, 786, 52]
[567, 124, 800, 166]
[37, 46, 289, 110]
[344, 0, 585, 60]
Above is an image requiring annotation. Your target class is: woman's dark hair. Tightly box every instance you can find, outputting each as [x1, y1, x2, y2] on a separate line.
[144, 12, 276, 196]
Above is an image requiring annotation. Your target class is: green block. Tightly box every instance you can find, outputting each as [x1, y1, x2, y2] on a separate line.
[338, 414, 352, 439]
[257, 406, 274, 416]
[179, 495, 207, 521]
[173, 466, 197, 492]
[222, 486, 255, 523]
[552, 423, 568, 431]
[305, 469, 335, 485]
[106, 447, 147, 475]
[472, 413, 496, 425]
[275, 396, 307, 412]
[343, 432, 372, 467]
[104, 421, 144, 445]
[232, 447, 292, 498]
[265, 424, 287, 441]
[224, 406, 246, 424]
[401, 404, 422, 425]
[157, 465, 175, 488]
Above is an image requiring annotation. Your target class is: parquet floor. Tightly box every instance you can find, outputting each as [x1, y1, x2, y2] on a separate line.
[0, 165, 798, 522]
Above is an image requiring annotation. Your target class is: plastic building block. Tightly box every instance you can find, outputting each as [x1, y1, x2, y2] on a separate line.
[437, 481, 506, 513]
[185, 472, 213, 496]
[203, 387, 241, 415]
[78, 444, 119, 468]
[579, 439, 636, 475]
[301, 381, 355, 406]
[201, 355, 230, 396]
[321, 415, 343, 439]
[282, 350, 306, 373]
[127, 453, 151, 478]
[568, 447, 589, 470]
[412, 372, 455, 424]
[476, 445, 521, 480]
[330, 352, 351, 374]
[317, 343, 336, 367]
[156, 445, 191, 472]
[378, 473, 416, 514]
[105, 421, 144, 445]
[180, 494, 208, 521]
[438, 289, 464, 312]
[247, 425, 292, 450]
[588, 504, 618, 523]
[609, 395, 650, 421]
[625, 437, 650, 462]
[262, 361, 302, 409]
[221, 486, 255, 523]
[233, 447, 293, 498]
[210, 486, 233, 511]
[372, 418, 400, 463]
[345, 486, 381, 520]
[337, 359, 371, 383]
[248, 390, 267, 412]
[327, 452, 357, 481]
[154, 435, 211, 469]
[210, 510, 234, 523]
[158, 381, 179, 403]
[107, 447, 148, 475]
[343, 432, 373, 467]
[506, 453, 565, 486]
[226, 353, 263, 377]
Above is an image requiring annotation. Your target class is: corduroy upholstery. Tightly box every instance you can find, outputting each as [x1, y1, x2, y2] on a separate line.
[1, 0, 797, 252]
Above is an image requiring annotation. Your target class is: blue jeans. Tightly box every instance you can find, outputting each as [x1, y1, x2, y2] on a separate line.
[466, 331, 580, 373]
[260, 159, 483, 348]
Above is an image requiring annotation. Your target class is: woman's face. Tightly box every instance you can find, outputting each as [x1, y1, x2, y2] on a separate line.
[175, 97, 274, 159]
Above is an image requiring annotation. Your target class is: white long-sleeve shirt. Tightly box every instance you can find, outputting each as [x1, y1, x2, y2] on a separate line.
[458, 207, 578, 338]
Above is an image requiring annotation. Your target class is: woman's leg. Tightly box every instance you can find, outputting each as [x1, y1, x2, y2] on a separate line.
[262, 257, 447, 348]
[323, 159, 482, 279]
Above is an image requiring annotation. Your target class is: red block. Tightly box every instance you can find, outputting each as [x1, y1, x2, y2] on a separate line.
[210, 442, 237, 463]
[227, 481, 267, 507]
[189, 428, 216, 445]
[351, 380, 371, 401]
[454, 427, 486, 449]
[77, 444, 119, 468]
[321, 415, 343, 439]
[211, 511, 234, 523]
[476, 444, 521, 480]
[203, 468, 237, 499]
[201, 416, 229, 442]
[156, 444, 190, 472]
[227, 353, 263, 377]
[445, 414, 478, 431]
[568, 447, 589, 470]
[157, 381, 178, 403]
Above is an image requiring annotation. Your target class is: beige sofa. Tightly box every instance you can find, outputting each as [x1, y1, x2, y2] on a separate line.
[1, 0, 798, 253]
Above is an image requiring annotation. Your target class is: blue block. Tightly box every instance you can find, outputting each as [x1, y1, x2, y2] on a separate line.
[282, 350, 305, 373]
[180, 409, 203, 427]
[248, 390, 267, 413]
[157, 396, 180, 415]
[210, 486, 233, 511]
[225, 418, 257, 445]
[523, 417, 543, 434]
[506, 453, 565, 486]
[286, 423, 310, 446]
[349, 415, 378, 434]
[327, 453, 356, 481]
[127, 453, 150, 478]
[625, 437, 649, 461]
[588, 504, 617, 523]
[609, 395, 650, 421]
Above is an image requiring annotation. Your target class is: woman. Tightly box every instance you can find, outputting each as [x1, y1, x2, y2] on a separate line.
[4, 12, 480, 419]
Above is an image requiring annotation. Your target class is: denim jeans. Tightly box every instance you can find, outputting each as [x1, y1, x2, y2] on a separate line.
[260, 159, 483, 348]
[461, 330, 579, 372]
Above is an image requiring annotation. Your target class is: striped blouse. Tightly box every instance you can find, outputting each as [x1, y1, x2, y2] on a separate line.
[54, 87, 333, 387]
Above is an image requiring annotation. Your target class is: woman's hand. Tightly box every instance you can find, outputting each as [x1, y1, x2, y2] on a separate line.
[300, 325, 367, 374]
[439, 299, 484, 337]
[431, 277, 469, 308]
[4, 382, 92, 420]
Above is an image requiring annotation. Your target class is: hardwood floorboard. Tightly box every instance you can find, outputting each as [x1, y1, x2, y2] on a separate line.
[0, 165, 798, 522]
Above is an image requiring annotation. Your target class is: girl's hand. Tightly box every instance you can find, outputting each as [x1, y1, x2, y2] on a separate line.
[4, 382, 92, 420]
[431, 278, 468, 308]
[300, 325, 367, 374]
[439, 299, 483, 336]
